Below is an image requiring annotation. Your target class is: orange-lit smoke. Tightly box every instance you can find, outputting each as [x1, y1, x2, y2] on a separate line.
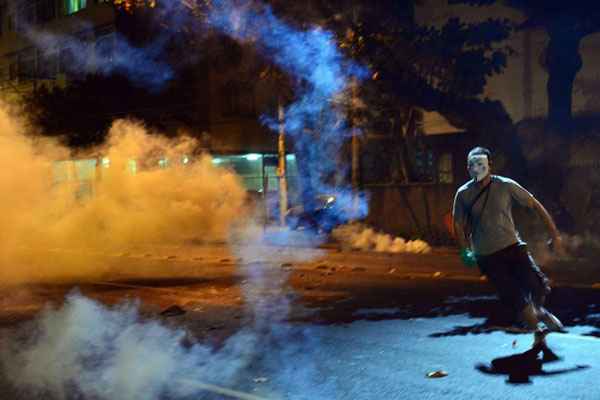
[0, 104, 247, 284]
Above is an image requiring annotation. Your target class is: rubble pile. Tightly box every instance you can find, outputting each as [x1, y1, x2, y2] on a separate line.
[331, 223, 432, 254]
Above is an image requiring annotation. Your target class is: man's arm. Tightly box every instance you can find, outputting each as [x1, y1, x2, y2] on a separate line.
[509, 179, 564, 255]
[452, 191, 470, 249]
[454, 221, 470, 249]
[529, 197, 564, 254]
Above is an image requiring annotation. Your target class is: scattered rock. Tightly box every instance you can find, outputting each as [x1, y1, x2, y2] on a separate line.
[352, 267, 366, 272]
[426, 370, 448, 378]
[220, 258, 232, 263]
[166, 255, 177, 260]
[389, 268, 397, 274]
[281, 263, 293, 269]
[160, 305, 186, 317]
[316, 264, 328, 270]
[208, 325, 224, 331]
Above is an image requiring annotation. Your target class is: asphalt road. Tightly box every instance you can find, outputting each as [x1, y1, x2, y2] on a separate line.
[1, 244, 599, 399]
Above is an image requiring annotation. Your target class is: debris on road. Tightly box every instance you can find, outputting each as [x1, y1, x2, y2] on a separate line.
[426, 370, 448, 378]
[160, 305, 186, 317]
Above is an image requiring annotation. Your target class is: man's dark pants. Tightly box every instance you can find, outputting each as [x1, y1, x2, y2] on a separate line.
[476, 243, 551, 315]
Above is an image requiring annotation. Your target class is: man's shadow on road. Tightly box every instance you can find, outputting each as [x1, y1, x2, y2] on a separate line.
[475, 341, 590, 384]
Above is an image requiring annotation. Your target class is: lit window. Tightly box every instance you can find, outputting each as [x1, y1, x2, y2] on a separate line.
[438, 153, 454, 184]
[66, 0, 87, 15]
[245, 153, 261, 161]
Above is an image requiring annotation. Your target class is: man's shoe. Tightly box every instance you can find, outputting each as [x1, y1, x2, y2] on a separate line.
[538, 308, 565, 332]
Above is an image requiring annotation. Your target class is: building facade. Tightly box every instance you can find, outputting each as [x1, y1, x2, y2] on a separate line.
[0, 0, 116, 102]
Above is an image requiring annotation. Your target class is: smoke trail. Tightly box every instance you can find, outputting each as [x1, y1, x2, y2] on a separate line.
[208, 0, 369, 222]
[27, 25, 173, 90]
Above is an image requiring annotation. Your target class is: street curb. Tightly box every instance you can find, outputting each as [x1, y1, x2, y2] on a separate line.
[396, 271, 600, 290]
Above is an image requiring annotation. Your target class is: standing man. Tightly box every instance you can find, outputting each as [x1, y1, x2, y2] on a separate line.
[453, 147, 565, 344]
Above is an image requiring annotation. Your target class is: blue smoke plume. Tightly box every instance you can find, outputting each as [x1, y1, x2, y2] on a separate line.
[28, 26, 173, 90]
[208, 0, 370, 222]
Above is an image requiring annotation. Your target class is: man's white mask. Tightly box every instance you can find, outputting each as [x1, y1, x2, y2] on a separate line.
[468, 154, 490, 182]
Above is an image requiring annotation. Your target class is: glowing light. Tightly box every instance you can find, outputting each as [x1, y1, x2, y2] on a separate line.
[212, 158, 222, 164]
[245, 153, 261, 161]
[128, 159, 137, 175]
[101, 157, 110, 168]
[182, 156, 189, 164]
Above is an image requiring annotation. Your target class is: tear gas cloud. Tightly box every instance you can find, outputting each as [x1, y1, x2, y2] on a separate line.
[1, 293, 338, 400]
[1, 293, 259, 400]
[0, 105, 246, 284]
[2, 2, 369, 398]
[332, 223, 432, 254]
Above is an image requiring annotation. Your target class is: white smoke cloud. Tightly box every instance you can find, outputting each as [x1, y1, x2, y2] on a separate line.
[331, 223, 432, 254]
[1, 293, 260, 400]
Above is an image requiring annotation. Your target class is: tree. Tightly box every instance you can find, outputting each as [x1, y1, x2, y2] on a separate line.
[451, 0, 600, 132]
[296, 0, 520, 178]
[24, 72, 202, 148]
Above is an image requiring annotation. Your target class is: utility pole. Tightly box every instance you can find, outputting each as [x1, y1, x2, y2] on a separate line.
[277, 96, 288, 227]
[351, 78, 360, 216]
[350, 6, 361, 218]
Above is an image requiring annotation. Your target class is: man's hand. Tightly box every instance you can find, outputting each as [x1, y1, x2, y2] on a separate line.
[530, 197, 566, 258]
[460, 248, 477, 267]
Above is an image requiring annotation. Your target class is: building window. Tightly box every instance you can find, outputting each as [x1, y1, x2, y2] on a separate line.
[38, 50, 58, 79]
[221, 81, 255, 117]
[37, 0, 57, 23]
[95, 33, 114, 66]
[66, 0, 87, 15]
[221, 82, 240, 117]
[437, 153, 454, 184]
[414, 147, 435, 182]
[17, 49, 36, 80]
[58, 47, 86, 80]
[0, 3, 4, 36]
[9, 61, 17, 81]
